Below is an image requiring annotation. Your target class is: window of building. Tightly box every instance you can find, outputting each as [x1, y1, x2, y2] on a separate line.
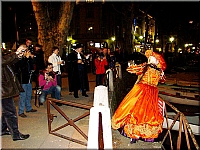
[86, 9, 94, 18]
[87, 23, 94, 34]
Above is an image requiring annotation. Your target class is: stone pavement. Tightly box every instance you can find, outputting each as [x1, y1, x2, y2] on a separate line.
[1, 73, 96, 149]
[1, 72, 162, 149]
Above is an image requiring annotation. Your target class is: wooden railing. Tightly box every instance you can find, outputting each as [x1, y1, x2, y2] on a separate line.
[161, 98, 199, 150]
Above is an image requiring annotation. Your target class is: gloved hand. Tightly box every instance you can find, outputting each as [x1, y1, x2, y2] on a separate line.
[15, 45, 27, 58]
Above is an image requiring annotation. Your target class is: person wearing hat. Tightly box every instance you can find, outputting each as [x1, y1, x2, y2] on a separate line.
[67, 43, 89, 98]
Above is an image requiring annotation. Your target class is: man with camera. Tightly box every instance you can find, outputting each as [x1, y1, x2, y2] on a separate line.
[1, 45, 32, 141]
[14, 44, 37, 118]
[38, 63, 62, 106]
[26, 38, 34, 54]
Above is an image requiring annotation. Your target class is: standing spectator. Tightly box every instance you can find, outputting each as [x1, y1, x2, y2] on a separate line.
[66, 46, 79, 96]
[15, 45, 37, 118]
[107, 48, 116, 70]
[38, 63, 62, 106]
[48, 46, 65, 92]
[114, 47, 122, 63]
[67, 43, 89, 98]
[94, 53, 108, 86]
[1, 45, 30, 140]
[102, 47, 110, 70]
[26, 38, 34, 53]
[32, 44, 45, 86]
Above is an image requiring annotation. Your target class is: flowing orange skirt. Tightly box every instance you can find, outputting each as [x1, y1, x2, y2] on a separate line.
[111, 83, 164, 139]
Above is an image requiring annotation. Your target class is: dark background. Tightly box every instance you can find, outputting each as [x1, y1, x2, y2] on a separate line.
[2, 2, 200, 43]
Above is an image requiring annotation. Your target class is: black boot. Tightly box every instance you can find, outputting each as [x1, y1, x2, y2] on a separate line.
[82, 90, 88, 97]
[2, 97, 29, 141]
[13, 133, 30, 141]
[1, 130, 11, 136]
[1, 116, 11, 136]
[74, 90, 79, 98]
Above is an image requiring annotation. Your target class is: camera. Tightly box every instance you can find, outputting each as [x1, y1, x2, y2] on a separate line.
[48, 71, 55, 79]
[27, 44, 35, 54]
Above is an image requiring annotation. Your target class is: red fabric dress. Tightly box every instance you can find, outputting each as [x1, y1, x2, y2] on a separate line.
[111, 53, 166, 139]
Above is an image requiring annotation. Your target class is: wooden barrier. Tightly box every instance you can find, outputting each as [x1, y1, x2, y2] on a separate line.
[46, 98, 92, 146]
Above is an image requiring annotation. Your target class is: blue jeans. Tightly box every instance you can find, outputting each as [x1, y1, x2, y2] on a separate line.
[39, 86, 61, 103]
[18, 83, 33, 115]
[56, 74, 62, 88]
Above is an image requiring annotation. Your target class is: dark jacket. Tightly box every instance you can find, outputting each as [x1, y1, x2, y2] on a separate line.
[67, 51, 89, 92]
[15, 56, 35, 84]
[67, 51, 80, 92]
[34, 49, 45, 73]
[2, 53, 24, 99]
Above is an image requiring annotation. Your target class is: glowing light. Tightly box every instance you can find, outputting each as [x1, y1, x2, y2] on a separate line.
[155, 39, 159, 43]
[169, 37, 174, 42]
[189, 20, 193, 24]
[88, 27, 93, 30]
[111, 36, 115, 41]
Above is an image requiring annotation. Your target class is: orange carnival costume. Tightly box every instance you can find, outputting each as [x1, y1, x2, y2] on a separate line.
[111, 50, 167, 143]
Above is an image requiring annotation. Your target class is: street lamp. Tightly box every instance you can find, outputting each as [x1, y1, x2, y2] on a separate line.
[169, 37, 174, 43]
[155, 39, 159, 43]
[111, 36, 115, 41]
[139, 36, 143, 40]
[169, 36, 174, 52]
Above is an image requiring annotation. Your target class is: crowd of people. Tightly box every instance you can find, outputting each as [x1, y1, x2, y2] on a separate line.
[1, 39, 167, 145]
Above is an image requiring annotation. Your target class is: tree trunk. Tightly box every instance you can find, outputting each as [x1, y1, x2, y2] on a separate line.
[31, 1, 74, 62]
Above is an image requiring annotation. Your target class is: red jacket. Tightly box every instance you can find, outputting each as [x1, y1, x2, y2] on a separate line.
[95, 58, 108, 74]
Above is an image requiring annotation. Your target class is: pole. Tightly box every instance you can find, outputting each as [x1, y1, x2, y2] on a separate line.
[14, 8, 19, 49]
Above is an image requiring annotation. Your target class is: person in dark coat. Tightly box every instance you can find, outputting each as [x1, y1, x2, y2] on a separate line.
[32, 44, 45, 86]
[67, 43, 89, 98]
[1, 45, 30, 141]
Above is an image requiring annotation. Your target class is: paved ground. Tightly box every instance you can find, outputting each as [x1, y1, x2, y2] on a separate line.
[1, 73, 96, 149]
[4, 71, 197, 149]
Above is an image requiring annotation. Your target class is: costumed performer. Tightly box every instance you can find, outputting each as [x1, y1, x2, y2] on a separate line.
[111, 49, 167, 143]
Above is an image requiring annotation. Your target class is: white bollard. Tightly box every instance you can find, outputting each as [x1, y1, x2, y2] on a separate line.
[87, 86, 113, 149]
[93, 86, 109, 107]
[106, 69, 114, 92]
[115, 63, 122, 79]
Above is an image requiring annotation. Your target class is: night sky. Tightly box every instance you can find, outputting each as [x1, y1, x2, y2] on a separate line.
[2, 2, 33, 42]
[138, 2, 199, 34]
[1, 2, 199, 42]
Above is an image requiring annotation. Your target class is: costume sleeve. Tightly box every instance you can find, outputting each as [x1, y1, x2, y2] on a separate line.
[126, 64, 145, 75]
